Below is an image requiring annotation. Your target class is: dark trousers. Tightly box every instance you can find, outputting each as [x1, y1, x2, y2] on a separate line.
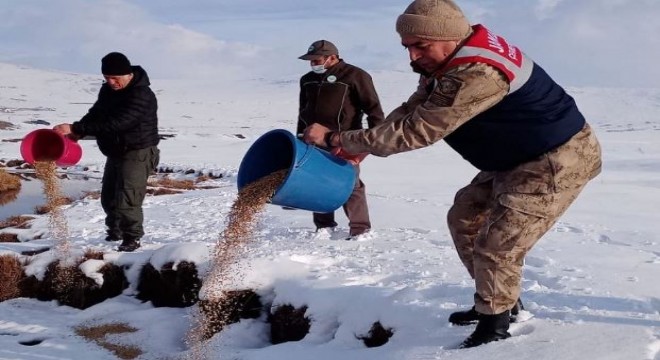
[313, 164, 371, 236]
[101, 146, 159, 240]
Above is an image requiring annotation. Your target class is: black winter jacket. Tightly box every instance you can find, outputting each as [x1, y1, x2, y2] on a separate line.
[72, 66, 159, 157]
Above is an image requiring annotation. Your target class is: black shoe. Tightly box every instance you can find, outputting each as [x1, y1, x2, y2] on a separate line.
[459, 311, 511, 349]
[449, 299, 524, 326]
[117, 238, 141, 252]
[316, 226, 336, 232]
[105, 230, 122, 242]
[448, 306, 479, 325]
[509, 298, 524, 322]
[345, 228, 370, 240]
[105, 234, 121, 242]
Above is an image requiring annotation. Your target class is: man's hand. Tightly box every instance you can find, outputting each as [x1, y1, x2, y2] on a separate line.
[303, 124, 331, 147]
[331, 147, 368, 165]
[53, 123, 73, 136]
[53, 123, 80, 141]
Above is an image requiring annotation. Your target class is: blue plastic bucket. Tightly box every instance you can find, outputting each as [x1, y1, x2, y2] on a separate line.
[237, 129, 356, 213]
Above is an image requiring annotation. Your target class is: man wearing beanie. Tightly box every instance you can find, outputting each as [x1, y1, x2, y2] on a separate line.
[304, 0, 601, 348]
[54, 52, 160, 252]
[297, 40, 384, 240]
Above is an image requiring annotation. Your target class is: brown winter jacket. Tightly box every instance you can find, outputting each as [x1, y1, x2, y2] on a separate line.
[297, 60, 384, 135]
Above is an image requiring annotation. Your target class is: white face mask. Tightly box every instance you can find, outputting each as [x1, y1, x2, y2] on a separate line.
[311, 59, 328, 74]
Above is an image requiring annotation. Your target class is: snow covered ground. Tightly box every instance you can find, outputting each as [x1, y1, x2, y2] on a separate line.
[1, 59, 659, 360]
[1, 0, 660, 357]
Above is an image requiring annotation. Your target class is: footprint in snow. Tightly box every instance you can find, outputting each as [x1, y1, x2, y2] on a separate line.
[553, 224, 584, 234]
[524, 256, 552, 268]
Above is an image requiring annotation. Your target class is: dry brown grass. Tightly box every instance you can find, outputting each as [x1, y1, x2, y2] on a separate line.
[0, 233, 19, 242]
[147, 187, 183, 196]
[193, 174, 221, 190]
[0, 120, 15, 130]
[74, 323, 143, 360]
[194, 174, 213, 183]
[0, 169, 21, 192]
[83, 249, 105, 260]
[146, 174, 221, 194]
[0, 215, 35, 230]
[148, 177, 195, 190]
[0, 254, 24, 301]
[83, 190, 101, 200]
[143, 174, 224, 197]
[34, 196, 74, 214]
[0, 188, 19, 206]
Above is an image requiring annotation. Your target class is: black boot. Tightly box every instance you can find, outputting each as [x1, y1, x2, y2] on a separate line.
[448, 306, 479, 325]
[118, 237, 141, 252]
[449, 299, 525, 325]
[459, 311, 511, 348]
[105, 230, 122, 242]
[509, 298, 524, 322]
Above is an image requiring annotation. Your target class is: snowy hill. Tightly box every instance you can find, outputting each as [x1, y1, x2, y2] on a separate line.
[1, 60, 659, 360]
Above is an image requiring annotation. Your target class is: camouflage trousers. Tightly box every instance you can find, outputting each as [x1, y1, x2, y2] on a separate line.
[447, 124, 602, 315]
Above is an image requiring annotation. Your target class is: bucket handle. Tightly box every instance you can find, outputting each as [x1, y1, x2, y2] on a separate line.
[295, 144, 316, 168]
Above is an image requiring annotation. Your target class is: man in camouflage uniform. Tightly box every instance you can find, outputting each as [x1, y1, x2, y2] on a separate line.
[303, 0, 602, 348]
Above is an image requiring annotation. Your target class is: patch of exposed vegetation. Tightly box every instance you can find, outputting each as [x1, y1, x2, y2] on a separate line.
[356, 321, 394, 348]
[0, 188, 19, 206]
[0, 159, 25, 167]
[17, 252, 128, 308]
[148, 177, 195, 190]
[156, 166, 225, 179]
[136, 261, 202, 307]
[74, 323, 142, 360]
[197, 290, 263, 340]
[0, 233, 19, 242]
[0, 120, 16, 130]
[0, 254, 24, 301]
[0, 168, 21, 192]
[269, 304, 311, 344]
[83, 249, 105, 260]
[146, 187, 183, 196]
[82, 190, 101, 200]
[0, 215, 35, 230]
[34, 196, 74, 214]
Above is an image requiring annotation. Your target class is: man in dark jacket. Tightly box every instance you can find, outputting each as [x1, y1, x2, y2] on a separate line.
[297, 40, 385, 239]
[54, 52, 160, 252]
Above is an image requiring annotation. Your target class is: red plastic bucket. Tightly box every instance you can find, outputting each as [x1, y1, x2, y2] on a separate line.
[20, 129, 82, 166]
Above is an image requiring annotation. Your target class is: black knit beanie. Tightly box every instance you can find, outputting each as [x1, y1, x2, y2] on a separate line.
[101, 52, 132, 75]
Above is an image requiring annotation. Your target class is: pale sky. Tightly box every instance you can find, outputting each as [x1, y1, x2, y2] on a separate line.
[0, 0, 658, 87]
